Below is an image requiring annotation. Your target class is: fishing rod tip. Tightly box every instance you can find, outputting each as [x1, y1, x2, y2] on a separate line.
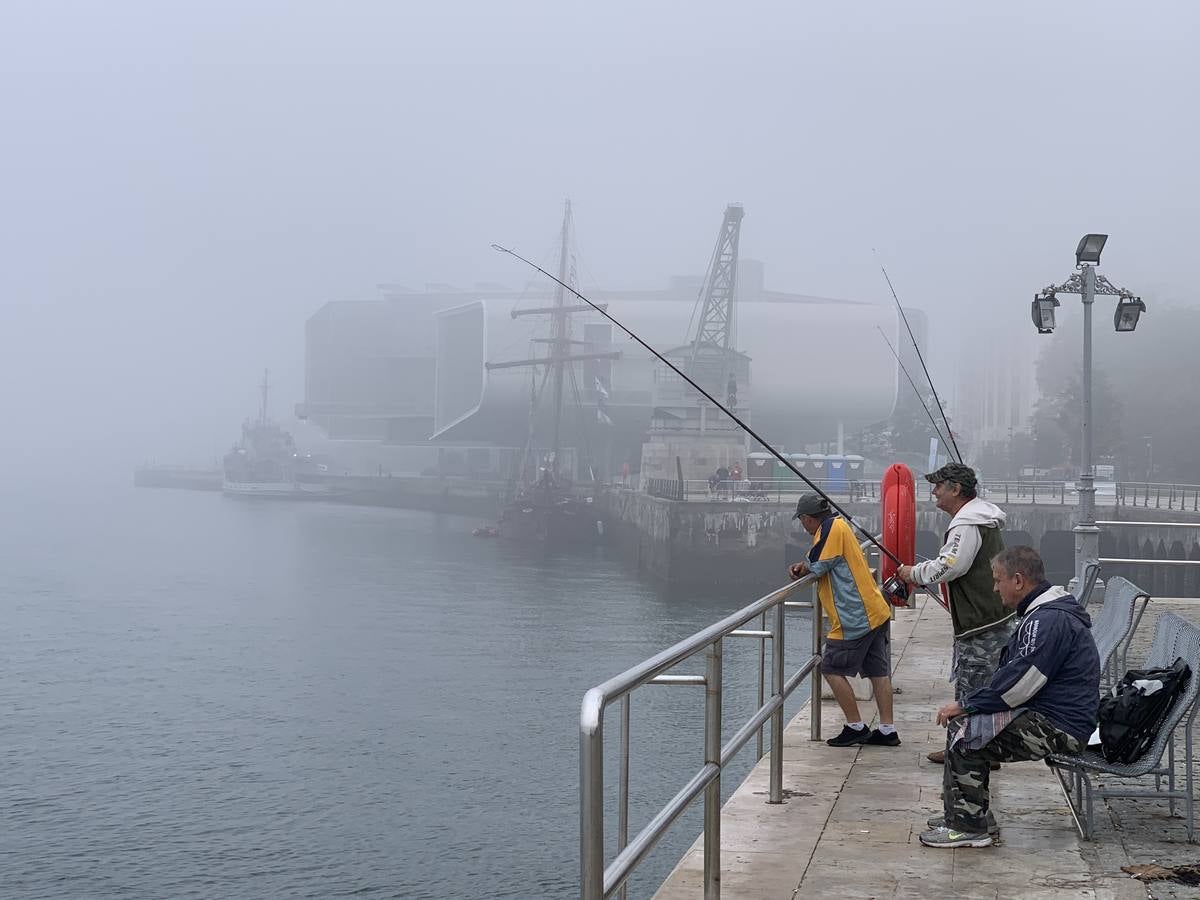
[490, 243, 509, 253]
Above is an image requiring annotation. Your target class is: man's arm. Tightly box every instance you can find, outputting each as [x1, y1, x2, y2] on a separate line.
[906, 523, 981, 586]
[965, 612, 1067, 714]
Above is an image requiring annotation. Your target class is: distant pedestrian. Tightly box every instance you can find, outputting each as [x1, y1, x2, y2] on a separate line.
[715, 465, 729, 499]
[897, 463, 1015, 765]
[789, 493, 900, 748]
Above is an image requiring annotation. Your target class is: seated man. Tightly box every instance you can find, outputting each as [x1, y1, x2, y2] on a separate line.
[920, 545, 1100, 848]
[789, 493, 900, 748]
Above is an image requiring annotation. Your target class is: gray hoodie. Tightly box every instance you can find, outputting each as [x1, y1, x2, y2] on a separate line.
[910, 497, 1007, 586]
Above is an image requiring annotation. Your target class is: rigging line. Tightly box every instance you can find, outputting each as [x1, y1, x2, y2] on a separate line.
[876, 327, 954, 456]
[492, 242, 904, 566]
[872, 251, 964, 464]
[564, 353, 595, 482]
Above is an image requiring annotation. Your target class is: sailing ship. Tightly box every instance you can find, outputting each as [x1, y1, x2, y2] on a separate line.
[489, 202, 617, 545]
[223, 371, 338, 499]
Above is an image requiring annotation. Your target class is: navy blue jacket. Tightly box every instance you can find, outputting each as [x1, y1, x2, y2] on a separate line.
[966, 583, 1100, 743]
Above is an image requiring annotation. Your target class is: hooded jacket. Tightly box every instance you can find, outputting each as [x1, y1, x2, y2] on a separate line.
[909, 497, 1014, 637]
[965, 583, 1101, 743]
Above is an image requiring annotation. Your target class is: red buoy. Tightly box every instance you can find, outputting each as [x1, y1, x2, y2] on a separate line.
[881, 463, 916, 607]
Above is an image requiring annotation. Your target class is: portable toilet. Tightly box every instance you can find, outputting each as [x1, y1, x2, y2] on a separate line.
[786, 452, 809, 480]
[747, 452, 773, 481]
[807, 453, 828, 485]
[845, 454, 865, 496]
[827, 455, 847, 493]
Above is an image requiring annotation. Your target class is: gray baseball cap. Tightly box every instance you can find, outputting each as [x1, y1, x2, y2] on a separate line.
[792, 493, 831, 519]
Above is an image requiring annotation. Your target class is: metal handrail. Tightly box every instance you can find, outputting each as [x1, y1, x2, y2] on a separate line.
[1098, 520, 1200, 528]
[580, 554, 842, 900]
[681, 478, 879, 502]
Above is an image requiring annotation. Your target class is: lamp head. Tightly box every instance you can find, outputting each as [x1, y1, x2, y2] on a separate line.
[1032, 291, 1060, 334]
[1114, 295, 1146, 332]
[1075, 233, 1108, 267]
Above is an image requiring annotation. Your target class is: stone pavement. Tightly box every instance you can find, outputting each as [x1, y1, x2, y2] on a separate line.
[652, 594, 1200, 900]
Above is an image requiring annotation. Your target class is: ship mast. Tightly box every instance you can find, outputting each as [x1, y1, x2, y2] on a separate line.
[259, 369, 270, 426]
[484, 201, 621, 488]
[549, 202, 571, 480]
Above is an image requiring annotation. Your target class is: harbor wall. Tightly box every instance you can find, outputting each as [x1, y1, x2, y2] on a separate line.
[598, 490, 883, 590]
[598, 489, 1200, 593]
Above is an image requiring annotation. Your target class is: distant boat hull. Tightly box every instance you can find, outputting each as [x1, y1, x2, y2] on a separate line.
[222, 481, 343, 500]
[497, 495, 603, 546]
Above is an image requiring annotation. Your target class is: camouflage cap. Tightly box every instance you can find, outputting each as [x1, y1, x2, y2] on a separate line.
[923, 462, 977, 492]
[792, 492, 831, 519]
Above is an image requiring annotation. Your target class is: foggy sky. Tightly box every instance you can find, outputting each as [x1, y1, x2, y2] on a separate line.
[3, 1, 1197, 474]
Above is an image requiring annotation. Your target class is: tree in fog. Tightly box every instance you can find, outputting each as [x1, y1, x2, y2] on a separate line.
[1030, 305, 1200, 481]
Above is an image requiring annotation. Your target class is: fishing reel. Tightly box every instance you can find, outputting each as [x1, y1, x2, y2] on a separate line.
[882, 573, 911, 608]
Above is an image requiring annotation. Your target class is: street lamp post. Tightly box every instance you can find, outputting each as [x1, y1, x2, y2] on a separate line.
[1032, 234, 1144, 589]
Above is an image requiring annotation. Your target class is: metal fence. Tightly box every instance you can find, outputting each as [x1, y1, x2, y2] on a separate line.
[644, 477, 684, 501]
[579, 573, 829, 899]
[1116, 483, 1200, 511]
[681, 478, 879, 503]
[643, 478, 1200, 512]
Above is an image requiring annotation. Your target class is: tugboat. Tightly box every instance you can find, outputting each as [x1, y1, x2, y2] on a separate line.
[223, 371, 337, 499]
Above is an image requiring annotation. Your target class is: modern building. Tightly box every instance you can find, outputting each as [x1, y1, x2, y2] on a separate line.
[299, 265, 915, 478]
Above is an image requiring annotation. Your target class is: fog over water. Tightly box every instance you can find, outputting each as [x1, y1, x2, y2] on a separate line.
[3, 2, 1199, 475]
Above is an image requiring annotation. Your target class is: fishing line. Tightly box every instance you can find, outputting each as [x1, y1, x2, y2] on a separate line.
[493, 242, 904, 566]
[873, 251, 964, 464]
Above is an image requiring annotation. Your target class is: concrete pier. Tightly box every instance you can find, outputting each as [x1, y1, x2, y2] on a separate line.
[652, 594, 1200, 900]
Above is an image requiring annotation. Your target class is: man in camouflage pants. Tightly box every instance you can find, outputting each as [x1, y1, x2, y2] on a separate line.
[921, 546, 1099, 849]
[897, 463, 1017, 766]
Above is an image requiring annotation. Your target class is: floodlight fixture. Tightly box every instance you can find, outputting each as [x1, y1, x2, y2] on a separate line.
[1114, 295, 1146, 332]
[1031, 291, 1060, 334]
[1075, 233, 1108, 267]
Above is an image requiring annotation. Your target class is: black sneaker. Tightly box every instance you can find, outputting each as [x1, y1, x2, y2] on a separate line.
[864, 728, 901, 746]
[826, 724, 870, 747]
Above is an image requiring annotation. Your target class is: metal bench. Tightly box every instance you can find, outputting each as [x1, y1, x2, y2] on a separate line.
[1048, 611, 1200, 841]
[1089, 575, 1151, 690]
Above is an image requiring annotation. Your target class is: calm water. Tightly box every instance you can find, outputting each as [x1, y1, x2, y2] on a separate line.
[0, 480, 812, 899]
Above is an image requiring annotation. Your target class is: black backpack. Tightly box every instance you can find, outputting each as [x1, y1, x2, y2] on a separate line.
[1098, 657, 1191, 765]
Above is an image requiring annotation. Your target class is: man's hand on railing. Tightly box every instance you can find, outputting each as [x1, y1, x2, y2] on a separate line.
[789, 561, 810, 580]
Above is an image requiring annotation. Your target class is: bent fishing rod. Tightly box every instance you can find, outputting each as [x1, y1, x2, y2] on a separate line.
[874, 253, 963, 464]
[876, 327, 954, 456]
[491, 242, 905, 567]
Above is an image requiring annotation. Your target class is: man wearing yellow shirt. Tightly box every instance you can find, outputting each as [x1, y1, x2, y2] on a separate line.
[789, 493, 900, 747]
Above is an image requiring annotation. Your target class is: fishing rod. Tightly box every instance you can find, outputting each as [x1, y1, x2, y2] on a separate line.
[874, 253, 963, 464]
[876, 327, 954, 457]
[491, 242, 905, 568]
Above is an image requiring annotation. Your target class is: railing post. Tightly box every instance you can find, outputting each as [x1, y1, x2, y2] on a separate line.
[580, 692, 605, 900]
[617, 694, 630, 900]
[756, 611, 766, 760]
[810, 584, 823, 741]
[703, 639, 723, 900]
[769, 599, 785, 803]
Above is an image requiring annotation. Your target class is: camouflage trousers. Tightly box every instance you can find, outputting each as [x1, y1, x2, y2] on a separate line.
[954, 618, 1018, 701]
[943, 619, 1018, 757]
[943, 709, 1081, 832]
